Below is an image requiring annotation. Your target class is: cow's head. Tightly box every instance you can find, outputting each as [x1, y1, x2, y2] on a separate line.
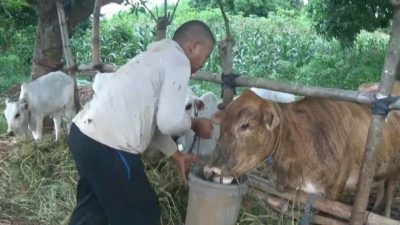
[204, 89, 281, 183]
[3, 98, 30, 136]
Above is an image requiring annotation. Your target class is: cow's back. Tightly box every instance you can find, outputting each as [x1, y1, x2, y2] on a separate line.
[20, 71, 74, 113]
[274, 97, 399, 197]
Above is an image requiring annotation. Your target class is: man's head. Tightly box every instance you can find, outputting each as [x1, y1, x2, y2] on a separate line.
[173, 20, 215, 74]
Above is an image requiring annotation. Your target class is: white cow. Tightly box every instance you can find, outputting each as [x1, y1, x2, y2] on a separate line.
[3, 71, 75, 141]
[249, 87, 297, 103]
[92, 72, 113, 96]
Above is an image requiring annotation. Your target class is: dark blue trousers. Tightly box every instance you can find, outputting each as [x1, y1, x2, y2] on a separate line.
[67, 123, 160, 225]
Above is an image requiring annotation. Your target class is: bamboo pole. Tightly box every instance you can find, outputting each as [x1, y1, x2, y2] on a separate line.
[259, 191, 347, 225]
[247, 174, 400, 225]
[349, 3, 400, 224]
[192, 71, 376, 104]
[92, 0, 101, 67]
[65, 64, 384, 105]
[56, 0, 81, 112]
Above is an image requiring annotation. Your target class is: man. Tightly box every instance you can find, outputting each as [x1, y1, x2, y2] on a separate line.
[67, 20, 215, 225]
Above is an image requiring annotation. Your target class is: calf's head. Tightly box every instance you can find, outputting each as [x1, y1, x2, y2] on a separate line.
[205, 89, 281, 182]
[3, 98, 30, 135]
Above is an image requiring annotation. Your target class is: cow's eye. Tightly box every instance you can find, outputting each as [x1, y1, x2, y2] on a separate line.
[15, 113, 20, 119]
[240, 123, 250, 130]
[185, 103, 192, 111]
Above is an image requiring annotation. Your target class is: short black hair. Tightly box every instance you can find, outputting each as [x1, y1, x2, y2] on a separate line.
[173, 20, 216, 45]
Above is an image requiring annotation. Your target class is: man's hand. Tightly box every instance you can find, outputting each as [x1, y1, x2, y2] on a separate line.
[170, 151, 198, 185]
[191, 117, 213, 139]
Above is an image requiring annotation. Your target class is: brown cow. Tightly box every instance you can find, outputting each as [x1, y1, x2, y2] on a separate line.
[358, 80, 400, 94]
[205, 89, 400, 216]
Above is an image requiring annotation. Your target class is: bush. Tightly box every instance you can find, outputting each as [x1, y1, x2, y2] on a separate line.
[0, 54, 30, 93]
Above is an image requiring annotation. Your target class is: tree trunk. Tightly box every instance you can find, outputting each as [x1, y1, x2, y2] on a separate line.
[155, 16, 168, 41]
[30, 0, 63, 79]
[92, 0, 101, 66]
[30, 0, 122, 79]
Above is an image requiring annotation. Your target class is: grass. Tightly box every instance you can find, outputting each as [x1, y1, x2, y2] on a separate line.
[0, 134, 298, 225]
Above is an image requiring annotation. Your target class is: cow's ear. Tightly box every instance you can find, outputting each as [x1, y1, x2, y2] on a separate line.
[266, 113, 280, 131]
[19, 99, 29, 111]
[262, 107, 280, 131]
[211, 110, 224, 125]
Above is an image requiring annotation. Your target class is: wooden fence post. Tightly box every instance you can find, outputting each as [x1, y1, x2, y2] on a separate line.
[56, 0, 81, 113]
[349, 2, 400, 224]
[92, 0, 101, 70]
[217, 0, 235, 110]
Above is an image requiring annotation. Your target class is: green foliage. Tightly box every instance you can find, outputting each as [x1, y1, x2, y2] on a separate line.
[0, 0, 35, 94]
[188, 0, 218, 10]
[0, 0, 36, 49]
[0, 55, 30, 93]
[307, 0, 392, 46]
[169, 8, 386, 91]
[70, 13, 154, 65]
[187, 0, 304, 17]
[0, 23, 35, 94]
[234, 0, 277, 17]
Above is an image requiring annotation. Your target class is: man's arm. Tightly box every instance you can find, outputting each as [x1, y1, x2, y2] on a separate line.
[156, 58, 191, 136]
[150, 128, 178, 157]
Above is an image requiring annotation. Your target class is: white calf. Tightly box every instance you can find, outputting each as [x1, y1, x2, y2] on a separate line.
[4, 71, 75, 141]
[179, 91, 220, 158]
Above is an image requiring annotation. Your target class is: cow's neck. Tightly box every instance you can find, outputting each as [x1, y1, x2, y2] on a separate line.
[264, 122, 283, 169]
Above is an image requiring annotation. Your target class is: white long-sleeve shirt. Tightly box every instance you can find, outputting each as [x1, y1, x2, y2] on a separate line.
[73, 39, 192, 156]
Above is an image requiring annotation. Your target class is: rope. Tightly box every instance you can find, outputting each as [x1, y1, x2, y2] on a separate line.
[299, 193, 321, 225]
[220, 73, 240, 98]
[372, 96, 400, 116]
[188, 101, 200, 155]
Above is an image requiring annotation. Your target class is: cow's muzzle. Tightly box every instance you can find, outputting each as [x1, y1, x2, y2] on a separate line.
[204, 165, 234, 184]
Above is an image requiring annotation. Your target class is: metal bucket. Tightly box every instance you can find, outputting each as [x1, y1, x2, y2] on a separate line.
[185, 166, 248, 225]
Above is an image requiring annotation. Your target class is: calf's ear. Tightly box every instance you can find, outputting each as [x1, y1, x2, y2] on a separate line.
[19, 98, 29, 111]
[193, 99, 206, 111]
[211, 110, 224, 125]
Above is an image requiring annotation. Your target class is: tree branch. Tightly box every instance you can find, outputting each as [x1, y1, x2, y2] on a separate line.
[139, 0, 157, 22]
[168, 0, 180, 24]
[217, 0, 231, 39]
[164, 0, 167, 18]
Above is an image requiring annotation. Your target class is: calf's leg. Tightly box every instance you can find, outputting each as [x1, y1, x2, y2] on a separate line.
[53, 114, 62, 141]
